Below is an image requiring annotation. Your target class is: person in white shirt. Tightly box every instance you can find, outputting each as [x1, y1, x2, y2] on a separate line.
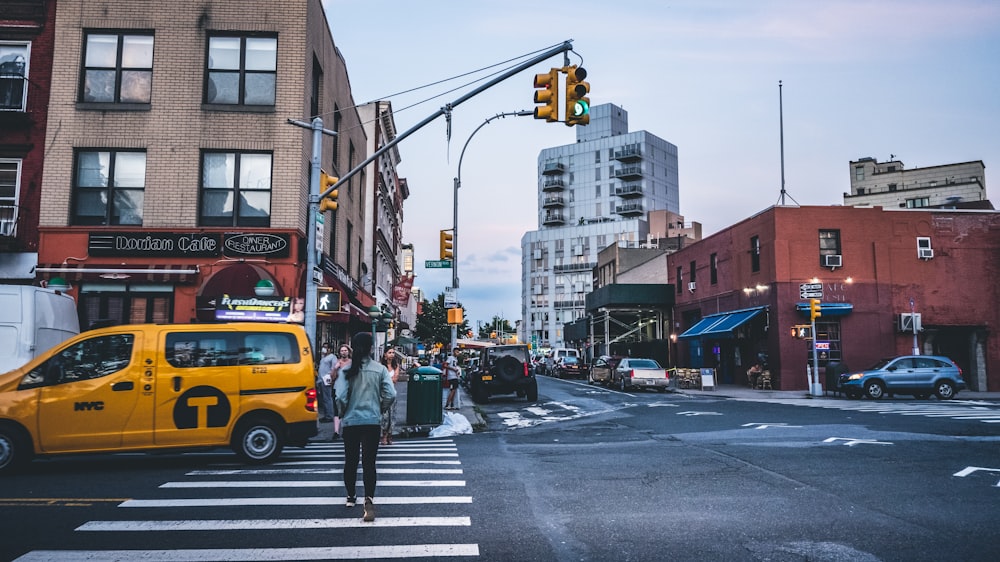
[444, 347, 460, 410]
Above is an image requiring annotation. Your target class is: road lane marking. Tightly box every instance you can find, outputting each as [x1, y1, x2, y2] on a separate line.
[119, 496, 473, 508]
[162, 477, 463, 488]
[823, 437, 893, 446]
[15, 544, 481, 561]
[0, 498, 129, 507]
[77, 517, 472, 531]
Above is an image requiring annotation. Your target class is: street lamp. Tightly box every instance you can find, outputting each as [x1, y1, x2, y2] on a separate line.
[368, 305, 391, 357]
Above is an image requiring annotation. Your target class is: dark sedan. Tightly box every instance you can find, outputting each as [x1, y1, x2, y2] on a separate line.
[553, 356, 588, 379]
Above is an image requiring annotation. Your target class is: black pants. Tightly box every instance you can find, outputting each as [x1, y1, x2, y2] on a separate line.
[342, 424, 381, 498]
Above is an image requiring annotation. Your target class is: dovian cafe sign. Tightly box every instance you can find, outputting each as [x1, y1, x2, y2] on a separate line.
[89, 232, 291, 258]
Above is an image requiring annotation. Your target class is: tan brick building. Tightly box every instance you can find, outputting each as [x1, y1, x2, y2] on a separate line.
[36, 0, 373, 343]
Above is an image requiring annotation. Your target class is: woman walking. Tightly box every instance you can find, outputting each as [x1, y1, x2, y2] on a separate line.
[380, 348, 401, 445]
[334, 332, 396, 522]
[331, 343, 352, 440]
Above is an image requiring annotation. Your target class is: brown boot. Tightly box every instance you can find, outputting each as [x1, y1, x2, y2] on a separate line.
[363, 497, 375, 522]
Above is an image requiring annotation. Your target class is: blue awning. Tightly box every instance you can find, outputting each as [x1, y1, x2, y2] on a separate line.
[795, 302, 854, 317]
[678, 307, 767, 339]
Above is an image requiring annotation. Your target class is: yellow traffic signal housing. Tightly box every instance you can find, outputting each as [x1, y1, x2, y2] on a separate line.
[564, 65, 590, 126]
[447, 307, 463, 325]
[533, 68, 560, 122]
[809, 298, 822, 321]
[319, 170, 339, 212]
[439, 229, 454, 261]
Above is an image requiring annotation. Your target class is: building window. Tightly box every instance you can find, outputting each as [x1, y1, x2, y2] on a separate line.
[594, 167, 601, 181]
[199, 151, 271, 227]
[205, 34, 276, 105]
[80, 285, 172, 328]
[888, 183, 898, 192]
[819, 229, 841, 264]
[750, 235, 760, 272]
[710, 253, 718, 285]
[0, 43, 29, 111]
[594, 151, 600, 163]
[72, 150, 145, 226]
[346, 221, 353, 277]
[676, 266, 683, 294]
[689, 260, 696, 282]
[906, 197, 929, 208]
[854, 166, 864, 181]
[81, 33, 153, 103]
[0, 159, 21, 236]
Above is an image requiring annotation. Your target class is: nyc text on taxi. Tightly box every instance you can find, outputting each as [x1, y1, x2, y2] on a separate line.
[0, 323, 318, 473]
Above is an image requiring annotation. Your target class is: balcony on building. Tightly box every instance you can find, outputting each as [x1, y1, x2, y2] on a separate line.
[553, 261, 597, 273]
[542, 195, 566, 208]
[613, 165, 643, 180]
[542, 177, 566, 192]
[615, 201, 645, 217]
[542, 161, 566, 175]
[543, 211, 566, 226]
[614, 183, 643, 198]
[612, 145, 642, 162]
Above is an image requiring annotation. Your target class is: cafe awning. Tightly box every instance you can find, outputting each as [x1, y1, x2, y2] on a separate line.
[678, 306, 767, 339]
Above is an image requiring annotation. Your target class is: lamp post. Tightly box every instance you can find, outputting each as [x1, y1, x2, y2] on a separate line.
[368, 305, 391, 358]
[451, 110, 533, 349]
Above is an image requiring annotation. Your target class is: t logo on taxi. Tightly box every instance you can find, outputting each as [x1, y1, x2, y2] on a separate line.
[174, 386, 231, 429]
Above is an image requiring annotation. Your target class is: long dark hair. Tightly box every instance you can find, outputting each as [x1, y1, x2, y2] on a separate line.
[344, 332, 373, 380]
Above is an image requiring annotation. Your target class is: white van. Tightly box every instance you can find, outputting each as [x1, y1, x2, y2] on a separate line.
[0, 285, 80, 373]
[545, 347, 580, 374]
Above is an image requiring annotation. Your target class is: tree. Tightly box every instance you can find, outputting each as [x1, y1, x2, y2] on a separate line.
[478, 315, 513, 339]
[414, 292, 470, 348]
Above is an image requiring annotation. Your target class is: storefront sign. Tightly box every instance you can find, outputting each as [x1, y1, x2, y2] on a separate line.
[215, 294, 292, 322]
[223, 233, 290, 258]
[89, 232, 221, 257]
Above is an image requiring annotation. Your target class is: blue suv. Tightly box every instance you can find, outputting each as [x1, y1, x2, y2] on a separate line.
[839, 355, 965, 400]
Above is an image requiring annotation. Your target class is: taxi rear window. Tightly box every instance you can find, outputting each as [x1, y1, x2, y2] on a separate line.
[165, 331, 299, 368]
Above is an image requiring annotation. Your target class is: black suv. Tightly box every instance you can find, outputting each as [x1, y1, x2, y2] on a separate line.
[469, 344, 538, 404]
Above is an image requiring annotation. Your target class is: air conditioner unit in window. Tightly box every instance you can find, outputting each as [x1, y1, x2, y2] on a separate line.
[822, 254, 843, 268]
[687, 281, 697, 292]
[573, 245, 584, 256]
[918, 248, 934, 260]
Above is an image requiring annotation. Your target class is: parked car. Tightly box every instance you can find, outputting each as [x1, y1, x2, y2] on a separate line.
[553, 355, 588, 379]
[588, 355, 623, 386]
[839, 355, 965, 400]
[469, 344, 537, 404]
[612, 358, 671, 392]
[545, 348, 580, 376]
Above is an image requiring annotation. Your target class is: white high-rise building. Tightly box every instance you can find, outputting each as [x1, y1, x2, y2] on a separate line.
[521, 104, 679, 348]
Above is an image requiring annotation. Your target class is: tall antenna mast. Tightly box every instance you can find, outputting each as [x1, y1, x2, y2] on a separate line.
[777, 80, 799, 207]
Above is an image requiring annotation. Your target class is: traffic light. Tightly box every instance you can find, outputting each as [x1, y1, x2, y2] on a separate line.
[533, 68, 560, 122]
[809, 298, 822, 321]
[439, 229, 454, 261]
[319, 170, 339, 212]
[564, 65, 590, 126]
[791, 325, 812, 339]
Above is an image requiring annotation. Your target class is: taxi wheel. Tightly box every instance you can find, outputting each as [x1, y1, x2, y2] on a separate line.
[232, 416, 284, 464]
[0, 423, 32, 475]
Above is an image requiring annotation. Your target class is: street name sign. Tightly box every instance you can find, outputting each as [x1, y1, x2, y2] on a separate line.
[425, 260, 453, 268]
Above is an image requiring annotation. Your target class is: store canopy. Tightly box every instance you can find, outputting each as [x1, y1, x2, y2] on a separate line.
[678, 306, 767, 339]
[795, 302, 854, 317]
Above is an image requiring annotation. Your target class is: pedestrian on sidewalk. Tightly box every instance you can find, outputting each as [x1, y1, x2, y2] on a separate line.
[316, 343, 335, 424]
[380, 348, 401, 445]
[444, 347, 460, 410]
[334, 331, 396, 522]
[330, 343, 352, 440]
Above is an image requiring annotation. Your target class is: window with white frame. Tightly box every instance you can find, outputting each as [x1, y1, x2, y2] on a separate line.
[72, 150, 145, 226]
[199, 151, 272, 227]
[81, 33, 153, 103]
[0, 42, 29, 111]
[205, 34, 277, 106]
[0, 159, 20, 236]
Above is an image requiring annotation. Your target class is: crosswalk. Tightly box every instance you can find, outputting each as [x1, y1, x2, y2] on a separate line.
[737, 397, 1000, 423]
[15, 439, 480, 561]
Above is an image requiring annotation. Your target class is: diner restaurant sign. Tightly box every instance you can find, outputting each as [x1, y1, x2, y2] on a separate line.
[215, 294, 292, 322]
[88, 232, 291, 258]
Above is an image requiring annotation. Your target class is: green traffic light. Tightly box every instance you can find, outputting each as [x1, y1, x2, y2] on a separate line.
[573, 99, 589, 118]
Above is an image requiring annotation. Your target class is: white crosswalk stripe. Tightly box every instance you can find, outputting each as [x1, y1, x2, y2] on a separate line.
[16, 437, 480, 560]
[737, 397, 1000, 423]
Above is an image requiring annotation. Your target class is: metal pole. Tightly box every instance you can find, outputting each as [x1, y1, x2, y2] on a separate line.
[910, 298, 919, 355]
[810, 315, 820, 396]
[305, 118, 323, 351]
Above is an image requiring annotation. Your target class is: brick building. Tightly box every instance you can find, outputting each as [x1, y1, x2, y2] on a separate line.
[672, 205, 1000, 392]
[33, 0, 375, 344]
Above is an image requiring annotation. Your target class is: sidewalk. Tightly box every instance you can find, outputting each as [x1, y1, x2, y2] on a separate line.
[676, 384, 1000, 401]
[311, 374, 484, 441]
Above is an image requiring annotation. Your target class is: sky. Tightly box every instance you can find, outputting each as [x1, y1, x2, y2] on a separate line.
[322, 0, 1000, 332]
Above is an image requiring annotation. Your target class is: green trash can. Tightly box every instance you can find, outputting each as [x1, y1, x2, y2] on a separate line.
[406, 367, 443, 425]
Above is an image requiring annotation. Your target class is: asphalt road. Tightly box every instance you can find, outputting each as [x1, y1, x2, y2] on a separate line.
[2, 374, 999, 561]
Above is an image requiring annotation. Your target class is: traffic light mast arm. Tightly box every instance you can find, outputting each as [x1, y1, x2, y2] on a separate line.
[313, 40, 575, 200]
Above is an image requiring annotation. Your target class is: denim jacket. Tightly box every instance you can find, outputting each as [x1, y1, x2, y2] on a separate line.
[334, 357, 396, 428]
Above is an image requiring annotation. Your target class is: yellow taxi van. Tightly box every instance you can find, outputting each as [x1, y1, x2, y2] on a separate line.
[0, 322, 318, 473]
